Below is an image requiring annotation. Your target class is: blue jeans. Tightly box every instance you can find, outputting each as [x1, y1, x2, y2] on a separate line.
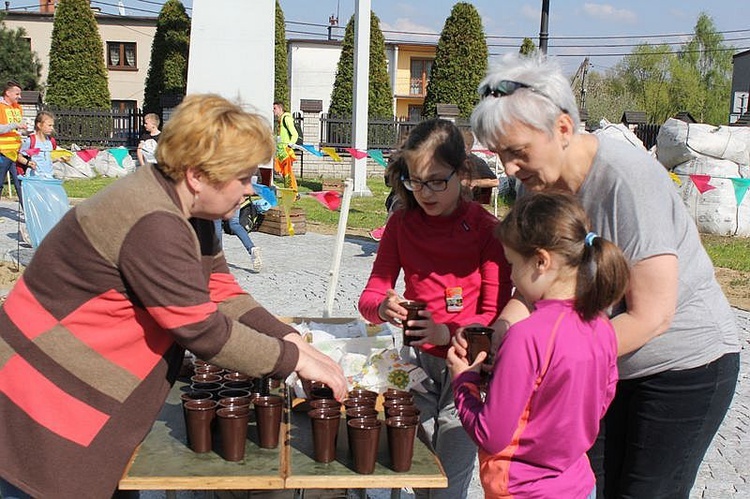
[0, 477, 32, 499]
[214, 213, 255, 255]
[588, 352, 739, 499]
[0, 154, 23, 208]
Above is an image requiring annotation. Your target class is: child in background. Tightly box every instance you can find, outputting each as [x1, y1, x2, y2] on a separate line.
[358, 118, 512, 499]
[136, 113, 161, 167]
[19, 111, 56, 178]
[448, 191, 629, 499]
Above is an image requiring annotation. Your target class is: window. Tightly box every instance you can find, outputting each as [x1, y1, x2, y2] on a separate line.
[107, 42, 137, 70]
[410, 59, 433, 96]
[408, 105, 423, 120]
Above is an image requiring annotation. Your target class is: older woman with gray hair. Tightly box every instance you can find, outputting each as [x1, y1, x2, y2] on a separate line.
[468, 54, 740, 498]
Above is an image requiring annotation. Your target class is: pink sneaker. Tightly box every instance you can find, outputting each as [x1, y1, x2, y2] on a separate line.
[369, 226, 386, 241]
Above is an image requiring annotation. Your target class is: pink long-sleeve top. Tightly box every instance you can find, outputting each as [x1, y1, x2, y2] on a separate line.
[358, 200, 512, 358]
[453, 299, 619, 498]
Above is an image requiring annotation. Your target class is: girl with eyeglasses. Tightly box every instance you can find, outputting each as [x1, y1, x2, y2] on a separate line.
[358, 118, 512, 499]
[468, 54, 740, 498]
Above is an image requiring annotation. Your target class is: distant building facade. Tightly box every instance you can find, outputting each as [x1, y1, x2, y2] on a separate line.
[730, 49, 750, 125]
[3, 2, 157, 111]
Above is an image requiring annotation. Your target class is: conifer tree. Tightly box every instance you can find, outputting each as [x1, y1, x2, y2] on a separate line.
[143, 0, 190, 113]
[274, 0, 289, 110]
[423, 2, 488, 118]
[519, 38, 537, 57]
[328, 12, 393, 118]
[46, 0, 110, 108]
[0, 13, 42, 90]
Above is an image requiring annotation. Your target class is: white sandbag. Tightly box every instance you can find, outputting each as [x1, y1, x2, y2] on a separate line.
[674, 155, 750, 236]
[53, 154, 96, 179]
[594, 120, 646, 150]
[657, 118, 750, 169]
[92, 148, 136, 178]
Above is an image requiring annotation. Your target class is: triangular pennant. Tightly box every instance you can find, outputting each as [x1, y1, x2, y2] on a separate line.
[689, 174, 716, 194]
[1, 151, 18, 162]
[301, 144, 324, 157]
[107, 148, 129, 167]
[277, 187, 298, 235]
[731, 178, 750, 206]
[344, 147, 368, 160]
[308, 190, 341, 211]
[473, 148, 495, 155]
[251, 182, 278, 207]
[51, 148, 73, 161]
[367, 149, 387, 167]
[668, 171, 682, 186]
[25, 147, 41, 156]
[76, 149, 99, 163]
[321, 147, 341, 162]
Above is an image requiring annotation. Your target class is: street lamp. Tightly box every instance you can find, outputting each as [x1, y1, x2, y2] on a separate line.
[539, 0, 550, 54]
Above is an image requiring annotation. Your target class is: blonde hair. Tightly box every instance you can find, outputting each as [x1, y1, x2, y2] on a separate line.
[156, 94, 274, 184]
[144, 112, 160, 128]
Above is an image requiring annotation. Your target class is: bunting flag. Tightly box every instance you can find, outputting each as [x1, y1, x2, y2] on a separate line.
[51, 148, 73, 161]
[307, 190, 341, 211]
[301, 144, 324, 157]
[1, 151, 18, 162]
[367, 149, 387, 167]
[344, 147, 368, 160]
[731, 178, 750, 207]
[321, 147, 341, 162]
[277, 187, 298, 235]
[25, 148, 41, 156]
[689, 174, 716, 194]
[668, 171, 682, 186]
[251, 182, 278, 207]
[274, 156, 298, 191]
[107, 148, 130, 167]
[473, 148, 496, 155]
[76, 149, 99, 162]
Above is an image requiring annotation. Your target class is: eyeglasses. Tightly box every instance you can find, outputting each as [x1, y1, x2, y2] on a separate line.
[401, 170, 456, 192]
[481, 80, 569, 114]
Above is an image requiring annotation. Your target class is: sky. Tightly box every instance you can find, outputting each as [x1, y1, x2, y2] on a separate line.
[33, 1, 750, 74]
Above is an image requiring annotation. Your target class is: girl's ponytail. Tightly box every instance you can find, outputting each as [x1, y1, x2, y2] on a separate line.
[575, 233, 629, 321]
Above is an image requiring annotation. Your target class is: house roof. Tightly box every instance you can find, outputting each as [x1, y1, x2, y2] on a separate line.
[621, 111, 647, 124]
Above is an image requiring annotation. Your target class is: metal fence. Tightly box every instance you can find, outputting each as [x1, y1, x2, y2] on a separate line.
[47, 107, 143, 149]
[319, 114, 471, 149]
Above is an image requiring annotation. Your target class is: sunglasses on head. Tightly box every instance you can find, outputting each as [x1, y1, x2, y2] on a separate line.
[481, 80, 569, 114]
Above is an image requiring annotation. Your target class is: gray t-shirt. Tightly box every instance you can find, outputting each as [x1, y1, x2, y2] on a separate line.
[578, 136, 740, 378]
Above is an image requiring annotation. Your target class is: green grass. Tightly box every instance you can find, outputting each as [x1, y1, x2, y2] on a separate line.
[701, 234, 750, 272]
[62, 176, 117, 198]
[296, 177, 391, 231]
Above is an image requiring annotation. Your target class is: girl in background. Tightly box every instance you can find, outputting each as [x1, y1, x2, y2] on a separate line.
[358, 118, 512, 498]
[19, 110, 56, 178]
[448, 191, 629, 498]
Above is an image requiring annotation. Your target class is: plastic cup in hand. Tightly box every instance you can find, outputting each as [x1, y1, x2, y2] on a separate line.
[400, 300, 427, 347]
[386, 416, 418, 472]
[254, 395, 284, 449]
[308, 408, 341, 463]
[217, 405, 251, 461]
[464, 326, 494, 364]
[347, 418, 383, 474]
[184, 399, 217, 453]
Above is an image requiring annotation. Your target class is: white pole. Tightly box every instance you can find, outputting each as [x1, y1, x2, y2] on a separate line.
[324, 178, 354, 317]
[351, 0, 372, 197]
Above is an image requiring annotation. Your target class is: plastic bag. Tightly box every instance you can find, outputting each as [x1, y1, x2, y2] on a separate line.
[20, 175, 70, 248]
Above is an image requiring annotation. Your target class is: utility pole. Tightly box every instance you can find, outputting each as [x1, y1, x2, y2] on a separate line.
[539, 0, 550, 54]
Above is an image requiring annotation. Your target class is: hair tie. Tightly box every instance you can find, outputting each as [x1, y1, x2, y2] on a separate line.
[584, 232, 598, 247]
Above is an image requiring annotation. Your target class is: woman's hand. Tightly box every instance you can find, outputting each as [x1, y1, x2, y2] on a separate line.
[286, 333, 347, 400]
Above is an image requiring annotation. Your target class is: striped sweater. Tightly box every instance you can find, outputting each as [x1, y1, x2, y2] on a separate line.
[0, 165, 299, 498]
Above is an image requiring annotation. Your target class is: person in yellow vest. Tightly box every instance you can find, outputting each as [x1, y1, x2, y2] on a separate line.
[272, 101, 298, 191]
[0, 80, 26, 207]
